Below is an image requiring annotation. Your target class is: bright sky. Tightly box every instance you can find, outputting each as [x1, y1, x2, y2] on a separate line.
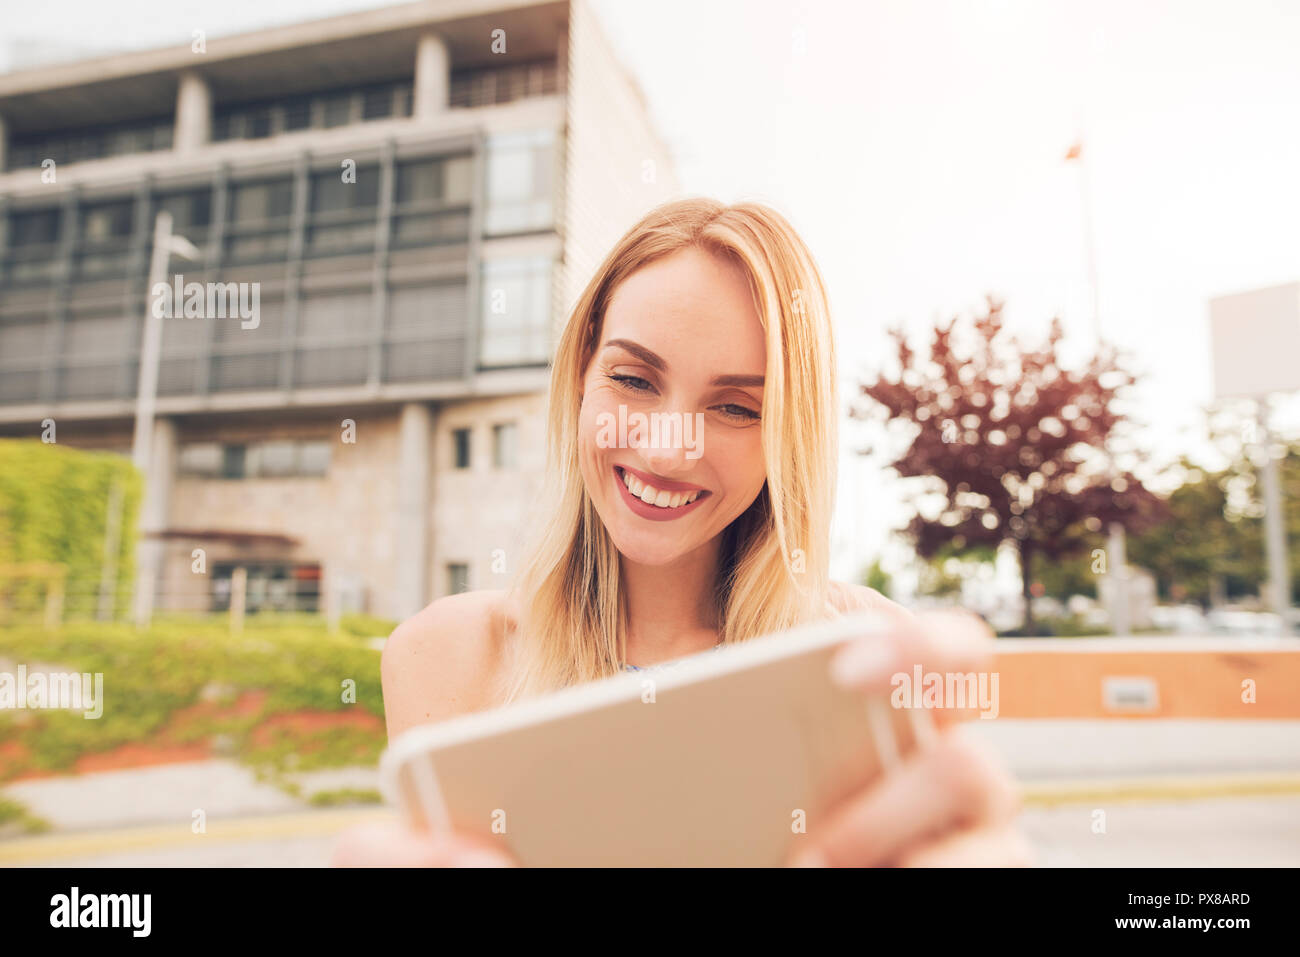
[5, 0, 1300, 587]
[584, 0, 1300, 583]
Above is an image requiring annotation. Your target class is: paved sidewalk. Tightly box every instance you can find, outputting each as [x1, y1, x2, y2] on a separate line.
[0, 806, 387, 866]
[2, 760, 380, 832]
[5, 795, 1297, 867]
[1022, 794, 1300, 867]
[970, 719, 1300, 778]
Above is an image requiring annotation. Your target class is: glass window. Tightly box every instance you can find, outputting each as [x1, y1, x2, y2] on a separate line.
[211, 561, 321, 613]
[221, 444, 247, 479]
[10, 208, 61, 246]
[67, 132, 106, 164]
[209, 352, 280, 393]
[395, 155, 473, 206]
[362, 86, 394, 120]
[157, 189, 212, 233]
[257, 440, 297, 477]
[230, 178, 294, 223]
[311, 166, 379, 213]
[178, 443, 222, 477]
[493, 423, 518, 469]
[444, 155, 474, 204]
[485, 129, 554, 234]
[294, 344, 368, 387]
[452, 428, 471, 469]
[0, 316, 48, 363]
[282, 96, 312, 131]
[395, 160, 438, 205]
[297, 291, 371, 343]
[322, 92, 354, 128]
[388, 282, 467, 338]
[81, 200, 135, 241]
[107, 126, 150, 156]
[479, 257, 553, 366]
[212, 112, 235, 142]
[184, 440, 331, 478]
[246, 107, 273, 139]
[298, 440, 331, 476]
[447, 563, 470, 595]
[63, 311, 124, 356]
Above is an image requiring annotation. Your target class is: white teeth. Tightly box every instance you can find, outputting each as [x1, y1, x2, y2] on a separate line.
[620, 469, 703, 509]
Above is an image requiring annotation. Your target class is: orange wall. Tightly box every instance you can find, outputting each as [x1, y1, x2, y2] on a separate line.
[991, 648, 1300, 719]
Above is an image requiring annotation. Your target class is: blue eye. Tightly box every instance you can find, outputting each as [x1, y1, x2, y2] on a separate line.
[608, 373, 653, 393]
[715, 404, 761, 422]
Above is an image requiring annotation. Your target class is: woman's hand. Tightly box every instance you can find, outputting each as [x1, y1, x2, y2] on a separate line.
[331, 819, 517, 867]
[787, 608, 1033, 867]
[334, 605, 1027, 868]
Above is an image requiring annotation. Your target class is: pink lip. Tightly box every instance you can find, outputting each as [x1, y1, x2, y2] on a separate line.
[613, 466, 711, 522]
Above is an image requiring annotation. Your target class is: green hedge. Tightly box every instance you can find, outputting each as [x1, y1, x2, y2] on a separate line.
[0, 618, 386, 781]
[0, 439, 142, 620]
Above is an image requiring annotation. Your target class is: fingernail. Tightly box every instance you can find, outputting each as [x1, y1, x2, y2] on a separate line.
[831, 636, 896, 688]
[790, 847, 829, 868]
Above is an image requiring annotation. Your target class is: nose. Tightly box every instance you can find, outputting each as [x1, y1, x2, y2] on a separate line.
[631, 407, 696, 477]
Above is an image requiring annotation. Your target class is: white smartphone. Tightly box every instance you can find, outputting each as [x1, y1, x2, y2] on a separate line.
[380, 612, 932, 867]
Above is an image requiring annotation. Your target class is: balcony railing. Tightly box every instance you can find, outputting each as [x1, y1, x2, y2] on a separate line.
[449, 59, 560, 109]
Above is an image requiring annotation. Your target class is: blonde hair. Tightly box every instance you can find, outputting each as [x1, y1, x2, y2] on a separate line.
[501, 198, 839, 702]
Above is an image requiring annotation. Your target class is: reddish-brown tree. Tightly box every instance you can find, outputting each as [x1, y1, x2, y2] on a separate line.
[852, 297, 1167, 633]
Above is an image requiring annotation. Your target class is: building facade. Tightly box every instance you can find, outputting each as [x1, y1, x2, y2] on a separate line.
[0, 0, 679, 621]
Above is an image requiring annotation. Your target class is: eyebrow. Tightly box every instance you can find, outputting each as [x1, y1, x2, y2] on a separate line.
[602, 338, 764, 389]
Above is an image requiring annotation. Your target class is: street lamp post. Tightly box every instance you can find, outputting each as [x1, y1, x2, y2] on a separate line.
[1068, 139, 1131, 635]
[130, 210, 200, 628]
[1257, 397, 1293, 631]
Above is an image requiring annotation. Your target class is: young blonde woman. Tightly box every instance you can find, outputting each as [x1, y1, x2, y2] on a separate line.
[334, 198, 1031, 868]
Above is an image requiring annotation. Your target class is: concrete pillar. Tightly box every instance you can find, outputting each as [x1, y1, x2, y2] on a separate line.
[174, 71, 212, 153]
[395, 403, 433, 619]
[1106, 521, 1129, 636]
[131, 417, 177, 627]
[413, 32, 450, 119]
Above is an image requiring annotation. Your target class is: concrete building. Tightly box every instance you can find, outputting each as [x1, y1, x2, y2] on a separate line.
[0, 0, 680, 621]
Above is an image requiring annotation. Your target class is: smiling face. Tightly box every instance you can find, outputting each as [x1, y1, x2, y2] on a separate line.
[577, 245, 768, 567]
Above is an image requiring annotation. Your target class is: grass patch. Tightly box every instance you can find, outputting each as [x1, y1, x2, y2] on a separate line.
[998, 614, 1113, 638]
[308, 788, 383, 807]
[0, 616, 389, 783]
[0, 795, 52, 836]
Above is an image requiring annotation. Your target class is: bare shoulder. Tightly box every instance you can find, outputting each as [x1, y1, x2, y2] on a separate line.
[828, 580, 916, 624]
[380, 589, 517, 740]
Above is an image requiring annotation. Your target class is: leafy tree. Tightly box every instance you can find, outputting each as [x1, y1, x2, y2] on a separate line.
[915, 555, 964, 599]
[852, 297, 1166, 633]
[1032, 522, 1103, 601]
[1126, 457, 1266, 607]
[862, 558, 893, 598]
